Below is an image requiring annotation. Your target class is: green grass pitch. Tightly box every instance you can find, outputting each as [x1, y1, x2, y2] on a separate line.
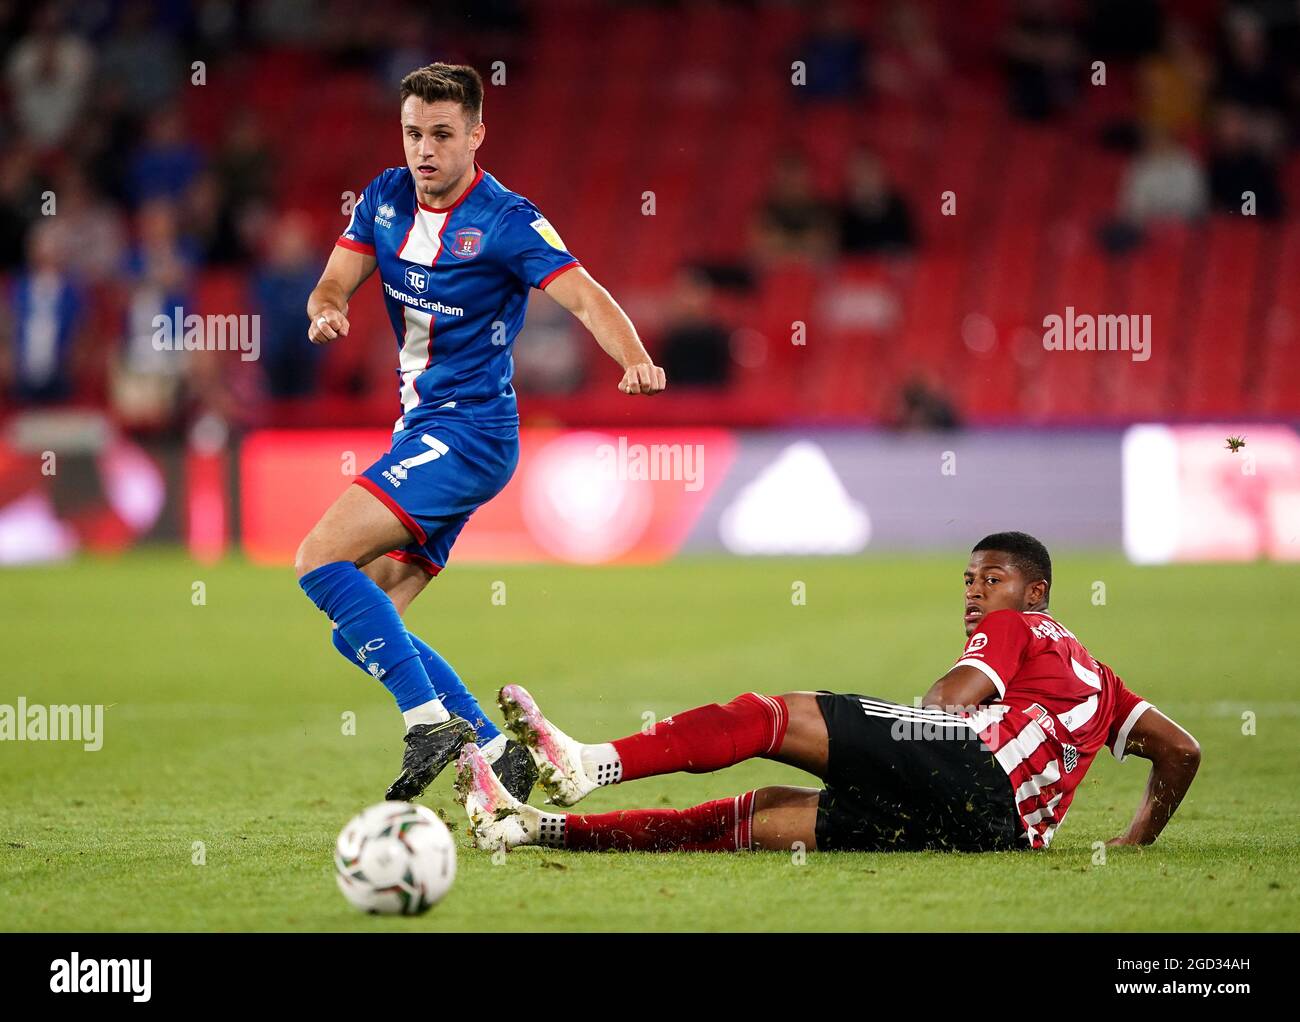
[1, 551, 1296, 931]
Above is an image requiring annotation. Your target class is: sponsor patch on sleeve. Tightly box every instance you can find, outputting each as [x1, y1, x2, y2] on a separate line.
[530, 217, 566, 250]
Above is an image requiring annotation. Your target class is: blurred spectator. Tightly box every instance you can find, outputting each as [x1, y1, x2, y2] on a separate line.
[253, 212, 326, 399]
[202, 112, 276, 263]
[1118, 131, 1208, 226]
[128, 107, 204, 207]
[97, 0, 183, 116]
[1138, 20, 1211, 139]
[215, 112, 274, 210]
[44, 168, 127, 284]
[0, 220, 84, 404]
[192, 0, 246, 56]
[4, 5, 94, 149]
[379, 4, 440, 88]
[1085, 0, 1163, 61]
[751, 154, 835, 263]
[873, 0, 949, 109]
[112, 200, 196, 426]
[895, 374, 959, 430]
[185, 170, 248, 266]
[0, 1, 25, 68]
[512, 290, 584, 395]
[449, 0, 526, 37]
[836, 149, 915, 255]
[260, 0, 329, 47]
[658, 269, 731, 388]
[0, 148, 45, 273]
[81, 81, 142, 206]
[1003, 0, 1082, 121]
[1215, 8, 1287, 116]
[1207, 10, 1287, 221]
[319, 0, 391, 68]
[1207, 104, 1284, 218]
[794, 3, 871, 101]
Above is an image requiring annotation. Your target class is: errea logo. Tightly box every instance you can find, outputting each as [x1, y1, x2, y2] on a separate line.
[382, 434, 451, 489]
[405, 267, 428, 293]
[375, 203, 396, 229]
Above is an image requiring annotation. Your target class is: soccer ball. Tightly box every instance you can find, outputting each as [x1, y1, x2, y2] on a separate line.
[334, 801, 456, 915]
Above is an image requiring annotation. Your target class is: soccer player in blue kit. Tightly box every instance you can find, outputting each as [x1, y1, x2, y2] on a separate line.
[295, 64, 665, 803]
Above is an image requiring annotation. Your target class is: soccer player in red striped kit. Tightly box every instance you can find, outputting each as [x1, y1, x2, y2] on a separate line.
[456, 532, 1201, 853]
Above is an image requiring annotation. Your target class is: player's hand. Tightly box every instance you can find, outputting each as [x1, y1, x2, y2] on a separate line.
[618, 361, 666, 396]
[309, 306, 350, 344]
[1105, 835, 1137, 847]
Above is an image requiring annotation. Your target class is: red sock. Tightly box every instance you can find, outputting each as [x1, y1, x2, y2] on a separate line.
[558, 791, 758, 851]
[611, 693, 788, 782]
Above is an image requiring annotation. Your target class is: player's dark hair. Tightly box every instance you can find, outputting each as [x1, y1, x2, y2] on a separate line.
[972, 532, 1052, 593]
[399, 63, 484, 125]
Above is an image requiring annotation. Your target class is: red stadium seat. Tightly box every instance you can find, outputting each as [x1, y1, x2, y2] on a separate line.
[1107, 223, 1192, 418]
[1260, 223, 1300, 415]
[1180, 219, 1264, 416]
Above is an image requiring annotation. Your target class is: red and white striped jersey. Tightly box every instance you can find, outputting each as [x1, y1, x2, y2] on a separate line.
[955, 610, 1152, 848]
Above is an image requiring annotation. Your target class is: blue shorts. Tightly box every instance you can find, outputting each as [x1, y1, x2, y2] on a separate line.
[356, 411, 519, 575]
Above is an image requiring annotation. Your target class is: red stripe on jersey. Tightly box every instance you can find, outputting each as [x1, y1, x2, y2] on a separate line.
[336, 237, 375, 255]
[423, 209, 460, 370]
[417, 164, 484, 213]
[539, 260, 581, 290]
[395, 216, 416, 260]
[385, 549, 443, 576]
[352, 478, 428, 544]
[974, 708, 1071, 848]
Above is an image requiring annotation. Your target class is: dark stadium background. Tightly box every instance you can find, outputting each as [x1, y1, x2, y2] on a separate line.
[0, 0, 1295, 568]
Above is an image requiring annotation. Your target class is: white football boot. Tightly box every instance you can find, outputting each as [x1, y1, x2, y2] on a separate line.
[498, 684, 600, 807]
[454, 743, 539, 850]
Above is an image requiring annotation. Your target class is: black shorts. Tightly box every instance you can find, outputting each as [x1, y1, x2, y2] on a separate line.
[814, 692, 1026, 853]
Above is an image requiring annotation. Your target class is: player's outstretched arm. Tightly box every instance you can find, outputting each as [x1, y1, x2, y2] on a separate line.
[543, 266, 665, 395]
[307, 245, 378, 344]
[921, 664, 997, 713]
[1108, 708, 1201, 847]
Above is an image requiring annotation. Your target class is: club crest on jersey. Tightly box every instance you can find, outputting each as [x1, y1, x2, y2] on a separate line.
[375, 203, 396, 229]
[404, 267, 428, 294]
[450, 227, 483, 260]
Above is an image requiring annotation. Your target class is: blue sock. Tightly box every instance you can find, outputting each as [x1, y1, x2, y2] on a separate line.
[408, 634, 503, 743]
[300, 561, 437, 713]
[329, 627, 502, 743]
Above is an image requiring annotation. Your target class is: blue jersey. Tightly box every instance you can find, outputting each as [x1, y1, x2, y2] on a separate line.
[338, 164, 580, 432]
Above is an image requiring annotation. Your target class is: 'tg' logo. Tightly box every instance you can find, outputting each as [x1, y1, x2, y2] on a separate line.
[405, 267, 428, 293]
